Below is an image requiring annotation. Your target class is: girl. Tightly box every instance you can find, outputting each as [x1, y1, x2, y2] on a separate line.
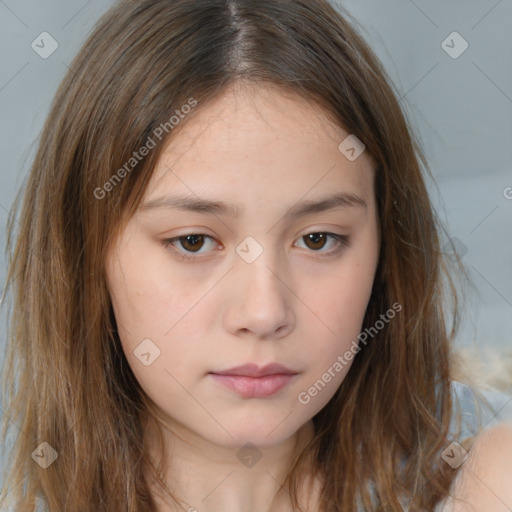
[1, 0, 511, 511]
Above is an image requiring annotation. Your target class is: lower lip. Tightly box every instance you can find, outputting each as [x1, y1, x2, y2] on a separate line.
[209, 373, 297, 398]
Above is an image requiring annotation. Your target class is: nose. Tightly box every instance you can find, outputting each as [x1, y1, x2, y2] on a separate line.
[223, 247, 296, 340]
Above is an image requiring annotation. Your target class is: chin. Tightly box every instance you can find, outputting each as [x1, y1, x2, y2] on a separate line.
[206, 422, 303, 450]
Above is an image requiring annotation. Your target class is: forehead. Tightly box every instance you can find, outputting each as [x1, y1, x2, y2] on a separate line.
[144, 82, 375, 210]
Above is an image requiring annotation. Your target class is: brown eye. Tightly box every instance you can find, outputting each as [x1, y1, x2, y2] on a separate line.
[298, 232, 349, 253]
[163, 231, 349, 263]
[163, 233, 218, 259]
[177, 234, 205, 252]
[303, 233, 329, 251]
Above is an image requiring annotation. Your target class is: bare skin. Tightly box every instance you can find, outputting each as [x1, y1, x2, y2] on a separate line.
[105, 81, 380, 511]
[440, 423, 512, 512]
[104, 81, 512, 511]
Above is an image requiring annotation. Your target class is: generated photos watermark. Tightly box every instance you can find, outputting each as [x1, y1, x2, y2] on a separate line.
[297, 301, 402, 404]
[93, 97, 197, 200]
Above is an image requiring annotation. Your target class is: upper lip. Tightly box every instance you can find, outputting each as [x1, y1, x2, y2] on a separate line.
[211, 363, 298, 377]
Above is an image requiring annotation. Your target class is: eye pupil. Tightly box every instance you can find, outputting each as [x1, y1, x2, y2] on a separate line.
[182, 234, 204, 252]
[168, 231, 346, 260]
[305, 233, 326, 250]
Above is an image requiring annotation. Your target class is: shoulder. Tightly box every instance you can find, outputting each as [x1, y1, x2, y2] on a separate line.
[440, 380, 512, 511]
[440, 422, 512, 511]
[448, 380, 512, 437]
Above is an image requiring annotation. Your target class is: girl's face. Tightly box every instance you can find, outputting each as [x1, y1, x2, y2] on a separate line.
[105, 83, 380, 450]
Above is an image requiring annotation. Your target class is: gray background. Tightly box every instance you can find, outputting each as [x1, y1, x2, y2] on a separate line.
[0, 0, 511, 502]
[0, 2, 510, 371]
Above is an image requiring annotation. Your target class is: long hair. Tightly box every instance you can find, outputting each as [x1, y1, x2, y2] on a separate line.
[0, 0, 467, 510]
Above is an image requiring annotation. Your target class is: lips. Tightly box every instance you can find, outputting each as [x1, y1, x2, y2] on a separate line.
[211, 362, 297, 378]
[209, 363, 299, 398]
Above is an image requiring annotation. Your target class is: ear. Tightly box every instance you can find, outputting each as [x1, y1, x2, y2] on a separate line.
[440, 422, 512, 511]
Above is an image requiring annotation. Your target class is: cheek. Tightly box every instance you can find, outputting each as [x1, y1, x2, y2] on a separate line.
[311, 273, 371, 371]
[106, 240, 201, 339]
[106, 263, 200, 407]
[322, 262, 373, 320]
[320, 247, 377, 333]
[105, 242, 215, 388]
[304, 235, 378, 378]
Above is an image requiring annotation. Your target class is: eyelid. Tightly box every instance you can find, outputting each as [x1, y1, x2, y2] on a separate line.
[163, 233, 219, 260]
[162, 230, 350, 262]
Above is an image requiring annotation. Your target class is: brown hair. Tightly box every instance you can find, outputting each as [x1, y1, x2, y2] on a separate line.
[0, 0, 468, 510]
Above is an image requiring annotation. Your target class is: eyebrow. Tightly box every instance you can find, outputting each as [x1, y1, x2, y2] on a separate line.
[140, 192, 367, 218]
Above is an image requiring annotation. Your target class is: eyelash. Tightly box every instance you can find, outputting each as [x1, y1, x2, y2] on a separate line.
[162, 232, 350, 262]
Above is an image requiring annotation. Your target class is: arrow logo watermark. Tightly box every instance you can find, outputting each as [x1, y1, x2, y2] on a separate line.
[236, 236, 264, 264]
[31, 442, 58, 469]
[441, 441, 468, 469]
[31, 32, 59, 59]
[134, 338, 161, 366]
[441, 31, 468, 59]
[338, 134, 365, 161]
[237, 442, 263, 468]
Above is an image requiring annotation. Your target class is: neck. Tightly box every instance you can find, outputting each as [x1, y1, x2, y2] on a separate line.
[142, 415, 319, 512]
